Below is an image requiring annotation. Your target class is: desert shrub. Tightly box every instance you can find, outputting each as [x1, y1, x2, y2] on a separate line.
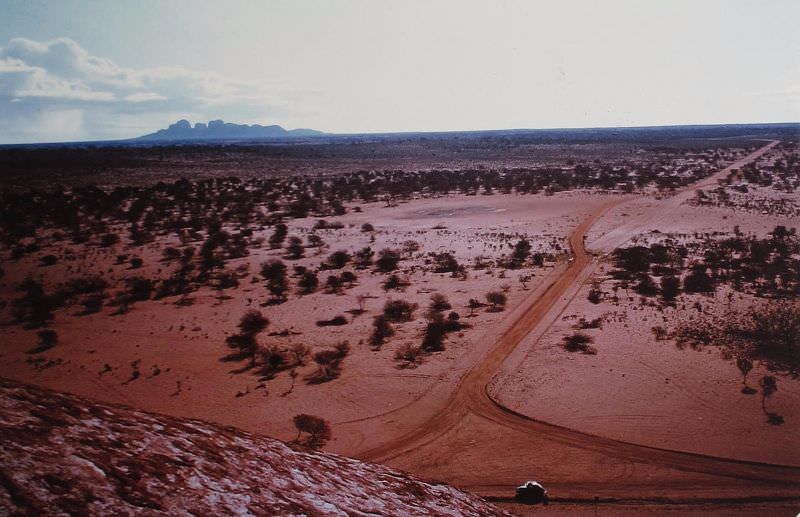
[428, 293, 452, 314]
[354, 247, 374, 269]
[431, 252, 459, 273]
[575, 317, 603, 329]
[12, 278, 58, 328]
[81, 293, 104, 314]
[634, 273, 658, 297]
[292, 414, 331, 449]
[421, 314, 447, 352]
[284, 236, 305, 260]
[587, 283, 603, 304]
[28, 329, 58, 354]
[395, 343, 424, 368]
[267, 276, 289, 302]
[421, 311, 464, 352]
[307, 234, 324, 248]
[239, 309, 270, 335]
[683, 265, 715, 294]
[313, 219, 343, 230]
[743, 301, 800, 375]
[323, 250, 351, 270]
[361, 223, 374, 232]
[467, 298, 483, 316]
[508, 238, 532, 268]
[297, 271, 319, 294]
[660, 275, 681, 302]
[613, 246, 651, 276]
[39, 254, 58, 266]
[340, 270, 357, 287]
[563, 332, 596, 354]
[64, 276, 108, 297]
[258, 344, 293, 378]
[383, 299, 417, 322]
[109, 291, 131, 315]
[126, 277, 154, 302]
[260, 259, 287, 281]
[651, 325, 668, 341]
[305, 341, 350, 384]
[370, 314, 394, 349]
[154, 272, 193, 299]
[486, 291, 507, 311]
[316, 315, 348, 327]
[268, 223, 288, 249]
[162, 247, 181, 262]
[324, 275, 342, 294]
[402, 240, 420, 256]
[375, 248, 401, 272]
[129, 257, 143, 268]
[673, 319, 715, 350]
[100, 233, 121, 247]
[261, 260, 289, 302]
[382, 274, 408, 291]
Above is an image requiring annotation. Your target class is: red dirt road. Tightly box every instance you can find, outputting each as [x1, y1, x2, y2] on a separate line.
[356, 140, 800, 509]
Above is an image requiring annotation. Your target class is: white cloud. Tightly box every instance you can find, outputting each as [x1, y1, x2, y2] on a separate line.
[0, 37, 299, 142]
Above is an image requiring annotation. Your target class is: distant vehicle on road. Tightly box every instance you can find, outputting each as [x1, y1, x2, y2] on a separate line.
[515, 480, 549, 504]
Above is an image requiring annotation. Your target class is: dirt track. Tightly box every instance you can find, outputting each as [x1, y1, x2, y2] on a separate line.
[356, 140, 800, 508]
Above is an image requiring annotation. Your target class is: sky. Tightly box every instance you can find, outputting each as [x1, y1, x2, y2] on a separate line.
[0, 0, 798, 143]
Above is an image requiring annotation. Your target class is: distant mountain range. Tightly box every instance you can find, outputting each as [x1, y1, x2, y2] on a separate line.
[136, 119, 324, 141]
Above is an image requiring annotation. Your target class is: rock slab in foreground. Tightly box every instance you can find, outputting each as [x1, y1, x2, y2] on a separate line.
[0, 379, 511, 516]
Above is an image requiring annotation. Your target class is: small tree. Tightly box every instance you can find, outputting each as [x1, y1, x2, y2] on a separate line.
[759, 375, 782, 425]
[736, 356, 755, 394]
[226, 310, 269, 367]
[467, 298, 482, 316]
[292, 414, 332, 449]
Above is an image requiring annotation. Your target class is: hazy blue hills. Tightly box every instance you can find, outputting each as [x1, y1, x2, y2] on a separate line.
[137, 119, 325, 141]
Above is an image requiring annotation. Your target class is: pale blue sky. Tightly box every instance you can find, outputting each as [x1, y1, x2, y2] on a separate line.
[0, 0, 798, 143]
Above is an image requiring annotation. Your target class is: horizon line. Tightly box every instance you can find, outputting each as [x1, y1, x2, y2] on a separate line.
[3, 119, 799, 148]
